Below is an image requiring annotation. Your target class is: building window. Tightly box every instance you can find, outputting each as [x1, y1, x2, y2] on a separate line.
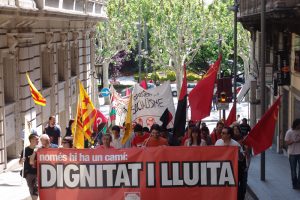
[57, 47, 66, 81]
[294, 51, 300, 73]
[3, 57, 15, 104]
[71, 45, 78, 76]
[41, 50, 52, 88]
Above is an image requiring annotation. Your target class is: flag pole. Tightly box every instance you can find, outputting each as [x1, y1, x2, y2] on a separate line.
[260, 0, 266, 181]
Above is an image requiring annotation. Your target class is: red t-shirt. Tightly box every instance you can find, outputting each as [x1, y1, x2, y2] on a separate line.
[144, 136, 168, 147]
[131, 133, 150, 147]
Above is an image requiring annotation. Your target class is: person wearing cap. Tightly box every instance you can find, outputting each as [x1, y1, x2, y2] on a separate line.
[19, 133, 39, 196]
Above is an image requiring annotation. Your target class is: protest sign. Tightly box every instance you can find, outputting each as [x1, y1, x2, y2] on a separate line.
[132, 82, 175, 128]
[38, 146, 238, 200]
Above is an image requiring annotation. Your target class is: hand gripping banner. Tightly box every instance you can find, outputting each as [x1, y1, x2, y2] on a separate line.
[37, 146, 238, 200]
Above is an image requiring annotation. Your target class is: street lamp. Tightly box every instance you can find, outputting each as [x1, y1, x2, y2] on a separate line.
[92, 63, 103, 91]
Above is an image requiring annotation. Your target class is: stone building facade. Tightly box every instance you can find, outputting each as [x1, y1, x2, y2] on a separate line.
[0, 0, 107, 171]
[238, 0, 300, 153]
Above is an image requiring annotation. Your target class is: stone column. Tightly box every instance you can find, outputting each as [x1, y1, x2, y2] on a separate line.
[89, 30, 99, 108]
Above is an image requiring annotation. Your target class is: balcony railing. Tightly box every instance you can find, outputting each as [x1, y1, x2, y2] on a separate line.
[239, 0, 300, 18]
[0, 0, 107, 17]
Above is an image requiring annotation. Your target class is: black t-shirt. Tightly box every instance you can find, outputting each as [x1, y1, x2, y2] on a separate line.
[65, 127, 72, 137]
[20, 146, 37, 175]
[44, 125, 61, 145]
[240, 124, 251, 137]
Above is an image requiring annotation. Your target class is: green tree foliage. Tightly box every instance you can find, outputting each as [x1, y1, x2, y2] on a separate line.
[96, 0, 250, 94]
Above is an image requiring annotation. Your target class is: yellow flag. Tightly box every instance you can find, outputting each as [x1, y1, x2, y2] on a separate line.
[72, 80, 96, 148]
[26, 72, 46, 106]
[72, 95, 84, 149]
[122, 94, 133, 145]
[78, 81, 96, 142]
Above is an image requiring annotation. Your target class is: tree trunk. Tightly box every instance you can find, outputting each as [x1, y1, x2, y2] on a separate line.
[103, 61, 110, 105]
[175, 65, 183, 99]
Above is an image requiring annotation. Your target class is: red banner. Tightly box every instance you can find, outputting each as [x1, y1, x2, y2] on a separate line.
[37, 146, 238, 200]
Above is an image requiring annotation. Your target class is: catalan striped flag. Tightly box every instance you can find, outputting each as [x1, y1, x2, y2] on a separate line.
[26, 72, 46, 106]
[72, 96, 84, 149]
[121, 94, 133, 145]
[72, 80, 97, 148]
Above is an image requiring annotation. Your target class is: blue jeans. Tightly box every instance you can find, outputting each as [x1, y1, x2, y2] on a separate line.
[289, 154, 300, 187]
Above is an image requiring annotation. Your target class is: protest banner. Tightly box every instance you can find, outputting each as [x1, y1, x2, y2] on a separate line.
[37, 146, 238, 200]
[110, 86, 130, 126]
[132, 82, 175, 128]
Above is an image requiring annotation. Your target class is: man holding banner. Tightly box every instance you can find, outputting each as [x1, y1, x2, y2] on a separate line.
[19, 133, 39, 197]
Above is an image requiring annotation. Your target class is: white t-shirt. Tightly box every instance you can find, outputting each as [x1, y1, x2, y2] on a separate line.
[284, 128, 300, 155]
[111, 137, 123, 149]
[215, 139, 241, 147]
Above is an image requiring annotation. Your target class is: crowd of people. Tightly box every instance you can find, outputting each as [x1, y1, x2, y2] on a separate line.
[19, 115, 254, 200]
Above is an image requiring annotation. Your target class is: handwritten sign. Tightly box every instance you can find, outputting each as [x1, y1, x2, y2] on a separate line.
[132, 82, 175, 128]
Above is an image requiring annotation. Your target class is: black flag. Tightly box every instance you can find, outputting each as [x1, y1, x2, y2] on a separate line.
[173, 64, 187, 137]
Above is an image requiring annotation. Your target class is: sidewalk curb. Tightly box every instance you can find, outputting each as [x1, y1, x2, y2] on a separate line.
[247, 185, 259, 200]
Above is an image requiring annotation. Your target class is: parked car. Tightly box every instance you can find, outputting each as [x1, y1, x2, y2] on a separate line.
[171, 83, 196, 97]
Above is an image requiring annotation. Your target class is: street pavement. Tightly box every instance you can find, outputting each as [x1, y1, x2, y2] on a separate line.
[0, 169, 32, 200]
[247, 148, 300, 200]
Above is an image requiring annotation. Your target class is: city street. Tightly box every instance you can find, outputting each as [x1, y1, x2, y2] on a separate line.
[1, 0, 300, 199]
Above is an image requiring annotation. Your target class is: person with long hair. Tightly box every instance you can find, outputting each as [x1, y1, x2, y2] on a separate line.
[185, 127, 206, 146]
[200, 126, 212, 145]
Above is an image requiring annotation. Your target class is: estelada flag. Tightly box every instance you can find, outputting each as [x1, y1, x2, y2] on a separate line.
[72, 80, 97, 148]
[26, 72, 46, 106]
[225, 102, 236, 126]
[243, 96, 281, 155]
[189, 55, 222, 121]
[122, 94, 133, 145]
[160, 108, 173, 128]
[173, 64, 187, 137]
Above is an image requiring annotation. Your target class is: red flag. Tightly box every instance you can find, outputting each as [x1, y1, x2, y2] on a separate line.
[225, 102, 236, 126]
[243, 96, 281, 155]
[173, 64, 187, 137]
[189, 55, 222, 121]
[140, 80, 147, 89]
[93, 109, 108, 132]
